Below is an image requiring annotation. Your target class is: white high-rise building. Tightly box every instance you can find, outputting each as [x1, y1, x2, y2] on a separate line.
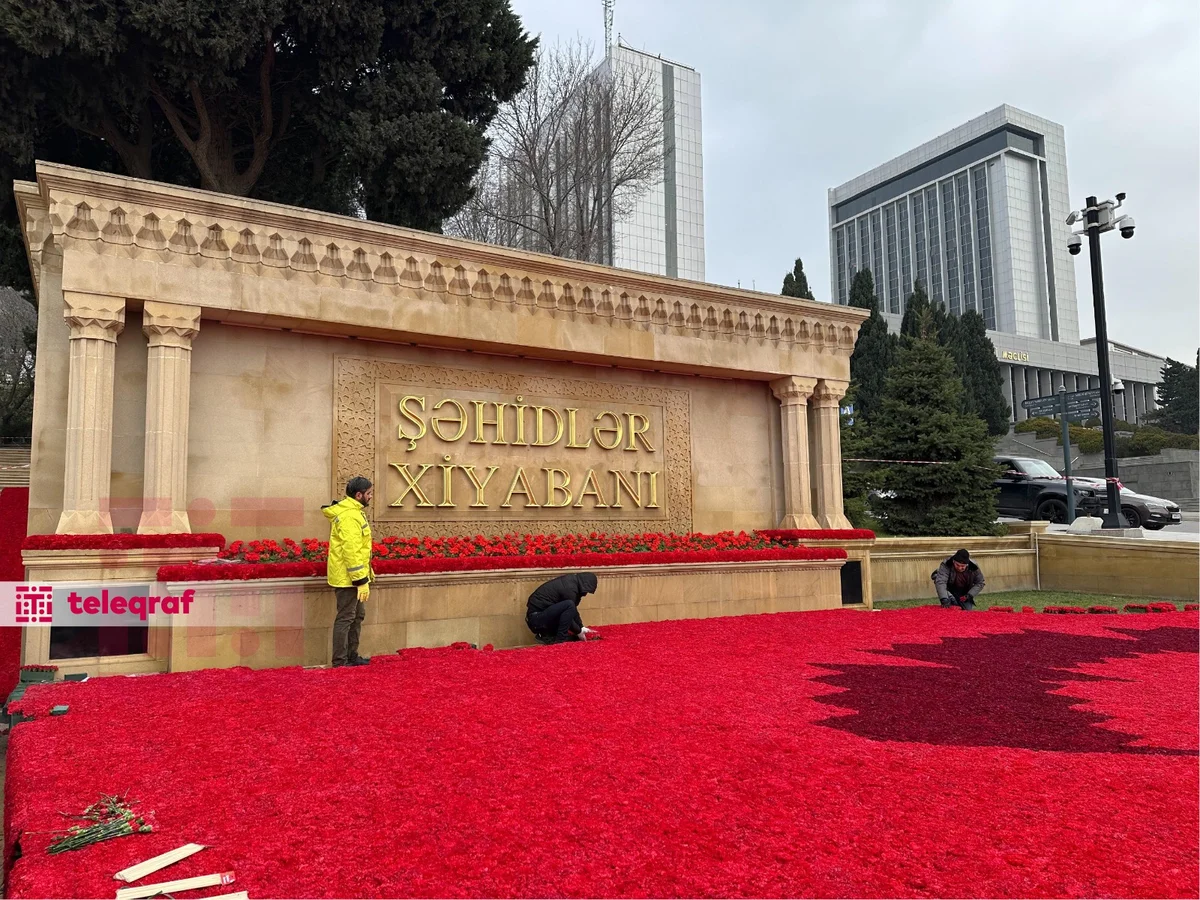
[601, 43, 705, 281]
[828, 105, 1164, 425]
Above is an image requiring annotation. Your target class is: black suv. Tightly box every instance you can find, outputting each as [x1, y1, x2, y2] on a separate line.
[993, 456, 1107, 523]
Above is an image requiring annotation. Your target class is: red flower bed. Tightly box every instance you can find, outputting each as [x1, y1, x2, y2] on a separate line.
[22, 533, 225, 551]
[1125, 603, 1179, 614]
[0, 487, 29, 695]
[1044, 606, 1087, 614]
[159, 545, 846, 583]
[753, 528, 876, 542]
[4, 609, 1196, 898]
[1187, 604, 1200, 612]
[216, 530, 793, 565]
[1088, 605, 1119, 614]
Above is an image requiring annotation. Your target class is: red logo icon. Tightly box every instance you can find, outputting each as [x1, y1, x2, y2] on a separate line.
[15, 585, 53, 624]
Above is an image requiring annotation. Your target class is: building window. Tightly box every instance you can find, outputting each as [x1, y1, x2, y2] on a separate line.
[925, 185, 942, 304]
[858, 216, 870, 292]
[973, 165, 996, 329]
[836, 225, 847, 304]
[870, 209, 883, 301]
[940, 179, 960, 315]
[912, 191, 927, 294]
[956, 171, 976, 314]
[846, 217, 858, 283]
[898, 197, 912, 312]
[885, 204, 899, 313]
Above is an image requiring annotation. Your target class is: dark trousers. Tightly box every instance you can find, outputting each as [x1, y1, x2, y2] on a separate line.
[527, 599, 582, 642]
[333, 587, 365, 665]
[940, 595, 976, 610]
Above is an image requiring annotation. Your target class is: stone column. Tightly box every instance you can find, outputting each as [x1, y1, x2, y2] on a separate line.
[139, 302, 202, 534]
[811, 378, 853, 530]
[57, 293, 126, 534]
[1013, 366, 1028, 422]
[1001, 364, 1014, 425]
[770, 376, 820, 529]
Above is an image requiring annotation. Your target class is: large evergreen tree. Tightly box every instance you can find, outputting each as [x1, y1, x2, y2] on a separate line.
[0, 0, 537, 293]
[950, 311, 1011, 436]
[900, 285, 1010, 435]
[781, 258, 815, 299]
[1147, 353, 1199, 434]
[846, 269, 895, 425]
[868, 336, 1001, 536]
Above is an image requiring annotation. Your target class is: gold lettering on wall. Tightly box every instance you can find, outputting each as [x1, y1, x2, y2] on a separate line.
[343, 358, 691, 535]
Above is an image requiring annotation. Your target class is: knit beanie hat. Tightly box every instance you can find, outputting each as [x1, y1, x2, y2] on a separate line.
[952, 549, 971, 564]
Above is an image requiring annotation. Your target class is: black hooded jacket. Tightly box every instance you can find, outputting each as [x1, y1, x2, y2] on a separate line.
[526, 573, 598, 616]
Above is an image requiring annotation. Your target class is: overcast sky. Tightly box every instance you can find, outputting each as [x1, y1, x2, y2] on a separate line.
[508, 0, 1199, 363]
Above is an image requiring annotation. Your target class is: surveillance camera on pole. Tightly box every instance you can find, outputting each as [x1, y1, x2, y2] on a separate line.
[1065, 193, 1135, 529]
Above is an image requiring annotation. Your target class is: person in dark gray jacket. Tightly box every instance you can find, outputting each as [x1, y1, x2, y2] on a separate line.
[526, 572, 598, 643]
[932, 549, 985, 609]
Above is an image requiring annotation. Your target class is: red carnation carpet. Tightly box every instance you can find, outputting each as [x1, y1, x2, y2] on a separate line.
[5, 608, 1197, 898]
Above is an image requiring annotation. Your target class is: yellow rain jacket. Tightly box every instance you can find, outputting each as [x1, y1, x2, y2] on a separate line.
[322, 496, 375, 588]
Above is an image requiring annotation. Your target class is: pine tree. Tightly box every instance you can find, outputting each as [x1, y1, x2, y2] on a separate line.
[781, 258, 816, 299]
[900, 285, 1010, 435]
[899, 282, 949, 340]
[868, 336, 1001, 536]
[1147, 353, 1199, 434]
[846, 269, 895, 425]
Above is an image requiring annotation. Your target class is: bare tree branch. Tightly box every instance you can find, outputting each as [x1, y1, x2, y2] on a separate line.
[445, 39, 664, 264]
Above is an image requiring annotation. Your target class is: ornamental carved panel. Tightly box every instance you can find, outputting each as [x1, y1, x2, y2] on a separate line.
[334, 356, 693, 538]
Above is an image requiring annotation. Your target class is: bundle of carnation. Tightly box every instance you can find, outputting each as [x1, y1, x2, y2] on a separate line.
[47, 794, 153, 854]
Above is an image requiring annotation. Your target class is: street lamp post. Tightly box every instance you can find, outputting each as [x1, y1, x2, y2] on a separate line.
[1067, 194, 1136, 529]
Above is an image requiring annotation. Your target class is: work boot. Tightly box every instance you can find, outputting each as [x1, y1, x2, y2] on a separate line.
[349, 656, 370, 666]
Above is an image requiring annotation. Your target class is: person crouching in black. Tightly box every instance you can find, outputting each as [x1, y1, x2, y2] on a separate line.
[526, 572, 598, 644]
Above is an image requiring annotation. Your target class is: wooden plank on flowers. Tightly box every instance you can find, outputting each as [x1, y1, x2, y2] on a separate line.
[115, 871, 234, 899]
[113, 843, 206, 883]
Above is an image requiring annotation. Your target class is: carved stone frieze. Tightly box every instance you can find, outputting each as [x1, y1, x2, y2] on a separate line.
[18, 165, 867, 365]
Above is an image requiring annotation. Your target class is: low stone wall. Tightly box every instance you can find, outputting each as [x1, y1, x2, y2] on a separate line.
[1036, 534, 1199, 602]
[869, 530, 1041, 603]
[154, 558, 846, 671]
[1076, 449, 1199, 503]
[21, 546, 219, 678]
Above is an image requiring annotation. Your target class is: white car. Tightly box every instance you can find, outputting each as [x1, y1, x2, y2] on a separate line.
[1067, 476, 1183, 530]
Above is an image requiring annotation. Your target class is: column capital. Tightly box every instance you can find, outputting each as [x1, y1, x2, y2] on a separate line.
[143, 301, 201, 349]
[63, 291, 125, 343]
[770, 376, 819, 406]
[812, 378, 850, 408]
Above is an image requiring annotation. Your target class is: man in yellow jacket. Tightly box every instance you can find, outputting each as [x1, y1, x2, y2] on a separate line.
[322, 476, 376, 667]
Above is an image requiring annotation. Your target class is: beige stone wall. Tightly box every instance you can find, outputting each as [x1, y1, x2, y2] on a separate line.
[163, 560, 845, 672]
[29, 318, 787, 541]
[18, 164, 866, 540]
[1037, 534, 1199, 602]
[183, 325, 784, 540]
[870, 535, 1040, 602]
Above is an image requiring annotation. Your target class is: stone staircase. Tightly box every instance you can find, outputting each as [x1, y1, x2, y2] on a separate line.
[0, 447, 30, 487]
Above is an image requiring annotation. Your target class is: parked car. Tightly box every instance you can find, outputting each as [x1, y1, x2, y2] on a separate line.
[1068, 476, 1183, 530]
[993, 456, 1107, 523]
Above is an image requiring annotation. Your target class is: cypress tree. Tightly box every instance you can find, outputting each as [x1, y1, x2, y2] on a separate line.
[1147, 353, 1199, 434]
[900, 285, 1010, 435]
[781, 258, 816, 299]
[868, 336, 1001, 536]
[952, 311, 1012, 436]
[846, 269, 895, 425]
